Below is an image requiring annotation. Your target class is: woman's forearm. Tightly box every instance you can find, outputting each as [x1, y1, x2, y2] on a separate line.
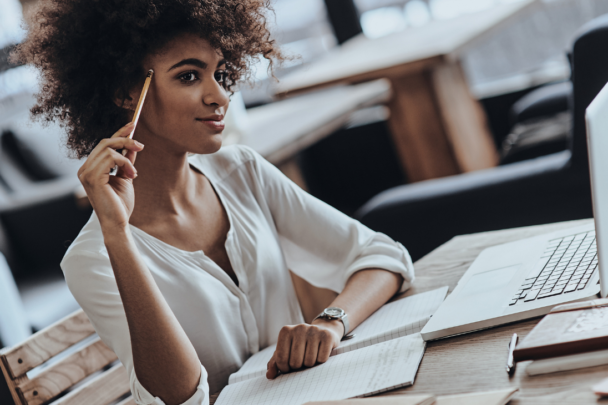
[104, 228, 201, 405]
[312, 268, 404, 335]
[268, 268, 404, 378]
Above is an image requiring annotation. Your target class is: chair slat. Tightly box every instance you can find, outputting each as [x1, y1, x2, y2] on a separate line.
[16, 337, 117, 405]
[115, 396, 136, 405]
[52, 363, 130, 405]
[0, 356, 27, 405]
[1, 310, 95, 378]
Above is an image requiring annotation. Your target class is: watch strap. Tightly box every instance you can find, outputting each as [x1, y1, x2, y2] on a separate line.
[313, 308, 350, 338]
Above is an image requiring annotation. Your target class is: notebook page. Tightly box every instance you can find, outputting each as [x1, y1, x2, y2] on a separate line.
[229, 344, 276, 384]
[334, 286, 448, 355]
[228, 286, 447, 384]
[216, 333, 426, 405]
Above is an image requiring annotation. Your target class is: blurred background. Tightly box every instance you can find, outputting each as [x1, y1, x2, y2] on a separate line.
[1, 0, 608, 372]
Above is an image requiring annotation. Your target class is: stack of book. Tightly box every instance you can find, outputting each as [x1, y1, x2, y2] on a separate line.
[513, 298, 608, 376]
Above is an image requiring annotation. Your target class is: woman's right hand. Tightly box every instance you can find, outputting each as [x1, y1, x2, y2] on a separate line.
[77, 122, 144, 232]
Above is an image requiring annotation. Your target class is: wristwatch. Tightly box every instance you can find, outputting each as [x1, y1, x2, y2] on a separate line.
[313, 307, 350, 339]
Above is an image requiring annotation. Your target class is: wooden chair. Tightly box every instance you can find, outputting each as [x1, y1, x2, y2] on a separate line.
[0, 309, 135, 405]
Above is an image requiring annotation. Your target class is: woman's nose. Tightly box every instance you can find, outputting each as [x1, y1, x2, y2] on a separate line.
[203, 79, 230, 107]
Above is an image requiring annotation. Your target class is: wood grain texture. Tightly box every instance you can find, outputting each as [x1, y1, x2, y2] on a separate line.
[1, 356, 25, 405]
[273, 1, 535, 183]
[276, 0, 536, 95]
[52, 363, 130, 405]
[115, 397, 136, 405]
[387, 72, 460, 182]
[430, 62, 498, 172]
[275, 57, 442, 99]
[17, 337, 117, 405]
[402, 219, 593, 298]
[1, 310, 95, 379]
[379, 219, 602, 404]
[172, 220, 599, 404]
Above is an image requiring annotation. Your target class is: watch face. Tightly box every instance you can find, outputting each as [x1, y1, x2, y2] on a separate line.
[324, 307, 344, 318]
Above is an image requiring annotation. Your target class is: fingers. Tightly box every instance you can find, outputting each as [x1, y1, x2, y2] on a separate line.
[317, 335, 333, 364]
[111, 122, 135, 139]
[289, 325, 308, 370]
[303, 334, 321, 368]
[270, 324, 338, 379]
[79, 148, 137, 189]
[93, 150, 136, 179]
[111, 150, 138, 179]
[123, 147, 139, 166]
[80, 127, 144, 185]
[275, 326, 293, 374]
[111, 122, 140, 166]
[89, 136, 144, 161]
[87, 123, 142, 163]
[266, 353, 280, 380]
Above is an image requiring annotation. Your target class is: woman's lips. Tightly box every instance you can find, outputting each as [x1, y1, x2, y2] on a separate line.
[197, 119, 225, 131]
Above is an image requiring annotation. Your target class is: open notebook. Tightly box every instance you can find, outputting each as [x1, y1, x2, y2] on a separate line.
[229, 286, 448, 384]
[215, 333, 426, 405]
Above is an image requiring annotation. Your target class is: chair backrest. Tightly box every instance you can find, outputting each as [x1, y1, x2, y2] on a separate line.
[0, 309, 134, 405]
[571, 13, 608, 173]
[0, 252, 30, 348]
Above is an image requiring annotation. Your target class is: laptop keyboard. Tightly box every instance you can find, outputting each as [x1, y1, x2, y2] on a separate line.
[509, 231, 598, 306]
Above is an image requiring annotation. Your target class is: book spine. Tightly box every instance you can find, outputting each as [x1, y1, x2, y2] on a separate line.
[526, 349, 608, 375]
[514, 335, 608, 362]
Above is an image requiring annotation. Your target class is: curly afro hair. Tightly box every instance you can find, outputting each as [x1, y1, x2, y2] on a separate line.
[12, 0, 284, 158]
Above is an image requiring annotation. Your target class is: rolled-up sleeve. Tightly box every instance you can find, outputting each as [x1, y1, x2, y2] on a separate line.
[61, 251, 210, 405]
[130, 364, 208, 405]
[244, 146, 415, 293]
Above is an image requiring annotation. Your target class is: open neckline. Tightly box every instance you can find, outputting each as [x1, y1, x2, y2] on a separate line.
[128, 155, 242, 288]
[128, 155, 235, 258]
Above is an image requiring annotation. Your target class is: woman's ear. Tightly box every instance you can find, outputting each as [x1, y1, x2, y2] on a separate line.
[112, 87, 136, 111]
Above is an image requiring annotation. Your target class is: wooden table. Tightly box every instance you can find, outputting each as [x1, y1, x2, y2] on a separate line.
[240, 79, 391, 190]
[276, 0, 540, 183]
[381, 218, 606, 404]
[209, 219, 602, 404]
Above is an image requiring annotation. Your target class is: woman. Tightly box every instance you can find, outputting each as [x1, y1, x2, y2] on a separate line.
[13, 1, 415, 404]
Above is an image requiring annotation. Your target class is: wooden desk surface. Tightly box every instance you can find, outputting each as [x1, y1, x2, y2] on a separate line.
[276, 0, 537, 96]
[209, 219, 601, 404]
[272, 1, 533, 182]
[386, 218, 607, 404]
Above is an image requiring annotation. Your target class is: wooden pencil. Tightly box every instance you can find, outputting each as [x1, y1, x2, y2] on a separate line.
[123, 69, 154, 156]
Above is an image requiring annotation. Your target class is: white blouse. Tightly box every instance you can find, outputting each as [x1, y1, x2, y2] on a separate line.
[61, 145, 415, 405]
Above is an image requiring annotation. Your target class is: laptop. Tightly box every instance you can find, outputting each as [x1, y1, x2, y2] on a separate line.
[420, 81, 608, 341]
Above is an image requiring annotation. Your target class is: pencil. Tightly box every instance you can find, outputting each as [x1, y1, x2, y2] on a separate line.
[123, 69, 154, 156]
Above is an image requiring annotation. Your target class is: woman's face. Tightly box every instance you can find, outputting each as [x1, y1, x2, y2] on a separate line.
[132, 32, 230, 155]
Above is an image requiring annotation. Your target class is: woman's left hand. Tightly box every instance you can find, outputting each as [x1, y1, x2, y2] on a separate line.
[266, 320, 343, 379]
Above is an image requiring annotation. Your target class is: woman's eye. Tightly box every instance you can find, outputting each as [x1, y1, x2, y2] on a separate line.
[179, 72, 198, 82]
[215, 70, 227, 84]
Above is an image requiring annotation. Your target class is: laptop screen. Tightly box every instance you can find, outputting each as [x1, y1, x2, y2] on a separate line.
[585, 81, 608, 297]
